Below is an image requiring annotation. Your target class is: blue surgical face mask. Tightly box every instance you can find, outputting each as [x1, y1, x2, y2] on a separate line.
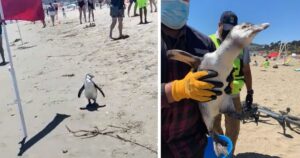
[162, 0, 190, 30]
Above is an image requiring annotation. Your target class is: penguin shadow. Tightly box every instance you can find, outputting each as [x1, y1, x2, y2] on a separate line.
[79, 102, 106, 112]
[235, 152, 280, 158]
[18, 113, 70, 156]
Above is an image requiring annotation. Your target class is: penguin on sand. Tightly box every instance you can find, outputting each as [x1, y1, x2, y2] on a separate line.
[78, 74, 105, 105]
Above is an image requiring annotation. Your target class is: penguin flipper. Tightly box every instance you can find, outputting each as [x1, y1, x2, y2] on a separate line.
[94, 83, 105, 97]
[78, 85, 84, 98]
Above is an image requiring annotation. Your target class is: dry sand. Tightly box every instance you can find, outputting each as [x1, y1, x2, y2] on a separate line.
[0, 7, 157, 158]
[2, 4, 300, 158]
[234, 56, 300, 158]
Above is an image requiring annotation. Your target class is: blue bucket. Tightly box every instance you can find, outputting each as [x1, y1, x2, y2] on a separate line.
[204, 135, 233, 158]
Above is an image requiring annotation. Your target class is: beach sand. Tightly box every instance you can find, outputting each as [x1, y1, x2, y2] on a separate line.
[2, 4, 300, 158]
[234, 56, 300, 158]
[0, 7, 157, 158]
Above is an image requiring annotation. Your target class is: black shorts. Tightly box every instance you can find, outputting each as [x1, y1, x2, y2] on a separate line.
[78, 1, 85, 8]
[110, 6, 124, 18]
[88, 2, 95, 10]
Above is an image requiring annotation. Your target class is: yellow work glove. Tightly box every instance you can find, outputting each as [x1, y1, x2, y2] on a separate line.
[171, 70, 223, 102]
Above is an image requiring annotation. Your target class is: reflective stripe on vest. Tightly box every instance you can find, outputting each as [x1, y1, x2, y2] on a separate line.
[209, 34, 245, 94]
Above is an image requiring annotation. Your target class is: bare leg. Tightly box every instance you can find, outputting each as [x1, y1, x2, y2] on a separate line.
[153, 0, 157, 12]
[79, 8, 82, 24]
[92, 10, 94, 22]
[83, 6, 87, 23]
[225, 96, 242, 154]
[139, 8, 143, 24]
[117, 17, 123, 38]
[110, 17, 117, 39]
[42, 20, 46, 28]
[134, 3, 138, 15]
[88, 9, 91, 22]
[127, 1, 133, 17]
[144, 7, 147, 23]
[150, 0, 153, 12]
[51, 16, 55, 26]
[0, 38, 5, 63]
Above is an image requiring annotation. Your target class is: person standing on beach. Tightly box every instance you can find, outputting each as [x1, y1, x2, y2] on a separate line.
[109, 0, 128, 39]
[127, 0, 138, 17]
[210, 11, 253, 155]
[99, 0, 103, 9]
[47, 3, 56, 26]
[62, 7, 66, 18]
[88, 0, 95, 22]
[0, 17, 7, 65]
[78, 0, 87, 24]
[53, 1, 59, 20]
[137, 0, 148, 24]
[149, 0, 157, 13]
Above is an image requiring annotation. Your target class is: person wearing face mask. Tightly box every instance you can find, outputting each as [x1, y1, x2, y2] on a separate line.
[161, 0, 226, 157]
[209, 11, 253, 155]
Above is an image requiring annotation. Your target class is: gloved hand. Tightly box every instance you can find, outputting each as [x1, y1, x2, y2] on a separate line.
[171, 70, 223, 102]
[246, 89, 254, 107]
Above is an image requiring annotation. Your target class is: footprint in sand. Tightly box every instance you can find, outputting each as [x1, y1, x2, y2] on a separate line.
[63, 33, 78, 38]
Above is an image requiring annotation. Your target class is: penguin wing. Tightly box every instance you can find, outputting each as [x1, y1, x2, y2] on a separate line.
[94, 83, 105, 97]
[78, 85, 85, 98]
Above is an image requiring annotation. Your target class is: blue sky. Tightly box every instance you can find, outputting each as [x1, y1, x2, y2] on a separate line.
[187, 0, 300, 44]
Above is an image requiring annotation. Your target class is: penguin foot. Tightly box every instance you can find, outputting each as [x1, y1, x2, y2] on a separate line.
[212, 134, 228, 157]
[80, 103, 106, 111]
[210, 131, 228, 157]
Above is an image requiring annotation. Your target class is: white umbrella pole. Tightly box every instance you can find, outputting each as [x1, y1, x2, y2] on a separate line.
[16, 21, 24, 45]
[0, 1, 28, 140]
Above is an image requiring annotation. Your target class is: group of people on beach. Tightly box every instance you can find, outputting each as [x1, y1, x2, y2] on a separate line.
[42, 0, 156, 40]
[77, 0, 97, 24]
[109, 0, 157, 40]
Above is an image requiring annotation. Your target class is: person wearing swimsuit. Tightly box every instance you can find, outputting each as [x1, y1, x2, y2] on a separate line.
[78, 0, 87, 24]
[88, 0, 95, 22]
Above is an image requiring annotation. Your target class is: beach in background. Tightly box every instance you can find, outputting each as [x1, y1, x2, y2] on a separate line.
[0, 7, 157, 158]
[235, 56, 300, 158]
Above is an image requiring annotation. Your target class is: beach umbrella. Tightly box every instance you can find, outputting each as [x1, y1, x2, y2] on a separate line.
[0, 0, 45, 141]
[267, 52, 279, 58]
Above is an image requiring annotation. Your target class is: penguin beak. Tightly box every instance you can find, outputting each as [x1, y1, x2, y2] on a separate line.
[252, 23, 270, 34]
[86, 74, 94, 79]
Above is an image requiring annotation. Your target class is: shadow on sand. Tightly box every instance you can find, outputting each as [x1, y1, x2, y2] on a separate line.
[18, 113, 70, 156]
[236, 152, 280, 158]
[0, 62, 9, 66]
[79, 102, 106, 112]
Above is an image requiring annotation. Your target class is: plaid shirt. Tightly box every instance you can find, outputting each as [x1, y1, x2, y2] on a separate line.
[161, 24, 216, 158]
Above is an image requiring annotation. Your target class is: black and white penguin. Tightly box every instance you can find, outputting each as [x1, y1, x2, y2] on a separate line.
[78, 74, 105, 105]
[167, 23, 270, 157]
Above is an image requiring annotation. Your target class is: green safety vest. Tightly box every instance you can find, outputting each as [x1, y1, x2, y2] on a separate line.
[209, 34, 245, 94]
